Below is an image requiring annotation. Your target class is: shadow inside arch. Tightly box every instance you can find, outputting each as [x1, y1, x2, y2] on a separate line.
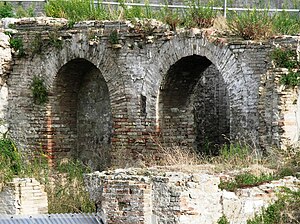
[158, 54, 230, 155]
[49, 58, 113, 170]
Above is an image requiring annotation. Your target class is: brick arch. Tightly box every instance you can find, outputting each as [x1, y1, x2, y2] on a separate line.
[146, 36, 251, 153]
[47, 58, 112, 170]
[8, 34, 127, 170]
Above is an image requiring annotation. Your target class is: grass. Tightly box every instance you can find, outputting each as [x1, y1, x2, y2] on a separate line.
[0, 2, 13, 18]
[2, 0, 299, 39]
[227, 9, 273, 40]
[272, 11, 300, 36]
[0, 136, 95, 213]
[219, 172, 275, 192]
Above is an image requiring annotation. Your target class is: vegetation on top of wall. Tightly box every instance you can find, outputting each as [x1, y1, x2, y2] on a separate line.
[43, 0, 300, 39]
[227, 9, 273, 40]
[185, 0, 217, 28]
[0, 136, 95, 213]
[0, 2, 13, 18]
[271, 47, 300, 87]
[218, 188, 300, 223]
[31, 76, 48, 105]
[0, 2, 35, 18]
[218, 172, 275, 192]
[272, 10, 300, 36]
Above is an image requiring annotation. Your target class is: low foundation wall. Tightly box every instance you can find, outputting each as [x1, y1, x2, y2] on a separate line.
[0, 178, 48, 215]
[84, 167, 299, 224]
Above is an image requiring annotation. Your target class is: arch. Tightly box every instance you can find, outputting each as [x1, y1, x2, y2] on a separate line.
[35, 36, 126, 170]
[147, 36, 250, 154]
[49, 58, 112, 170]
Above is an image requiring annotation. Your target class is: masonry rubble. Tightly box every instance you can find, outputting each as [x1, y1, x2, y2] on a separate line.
[84, 167, 299, 224]
[0, 178, 48, 215]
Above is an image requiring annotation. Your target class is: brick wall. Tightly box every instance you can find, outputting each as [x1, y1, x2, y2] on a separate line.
[84, 168, 300, 224]
[0, 18, 299, 168]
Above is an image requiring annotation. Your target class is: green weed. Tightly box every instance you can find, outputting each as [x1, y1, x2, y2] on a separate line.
[0, 136, 95, 213]
[109, 29, 119, 44]
[45, 0, 109, 22]
[9, 37, 25, 57]
[159, 6, 182, 31]
[184, 0, 217, 28]
[15, 4, 35, 18]
[217, 215, 230, 224]
[271, 48, 298, 69]
[247, 188, 300, 224]
[219, 172, 275, 192]
[0, 2, 13, 18]
[272, 11, 300, 35]
[0, 138, 21, 182]
[280, 71, 300, 87]
[31, 76, 48, 105]
[48, 159, 95, 213]
[227, 9, 272, 40]
[271, 48, 300, 87]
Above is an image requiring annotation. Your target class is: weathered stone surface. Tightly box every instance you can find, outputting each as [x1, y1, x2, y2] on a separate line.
[0, 32, 11, 136]
[0, 17, 299, 168]
[0, 178, 48, 215]
[84, 167, 300, 224]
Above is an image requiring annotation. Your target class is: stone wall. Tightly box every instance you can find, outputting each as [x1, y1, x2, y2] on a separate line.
[84, 167, 300, 224]
[0, 17, 299, 168]
[258, 36, 300, 150]
[0, 178, 48, 215]
[0, 31, 11, 137]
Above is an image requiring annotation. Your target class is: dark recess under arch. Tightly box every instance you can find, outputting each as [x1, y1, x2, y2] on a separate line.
[50, 58, 112, 170]
[158, 55, 230, 155]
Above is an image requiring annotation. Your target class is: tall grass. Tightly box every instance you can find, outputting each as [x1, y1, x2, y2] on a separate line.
[227, 9, 273, 40]
[45, 0, 109, 22]
[272, 11, 300, 35]
[184, 0, 217, 28]
[0, 2, 14, 18]
[47, 159, 95, 213]
[0, 136, 95, 213]
[41, 0, 299, 38]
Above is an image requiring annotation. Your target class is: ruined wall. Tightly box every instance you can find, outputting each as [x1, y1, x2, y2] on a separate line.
[0, 17, 299, 168]
[84, 168, 300, 224]
[258, 36, 300, 150]
[0, 178, 48, 215]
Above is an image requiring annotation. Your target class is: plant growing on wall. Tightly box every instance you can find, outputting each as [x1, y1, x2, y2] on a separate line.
[109, 29, 123, 49]
[31, 76, 48, 105]
[271, 48, 300, 87]
[109, 29, 119, 44]
[9, 37, 25, 57]
[217, 215, 230, 224]
[49, 31, 63, 49]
